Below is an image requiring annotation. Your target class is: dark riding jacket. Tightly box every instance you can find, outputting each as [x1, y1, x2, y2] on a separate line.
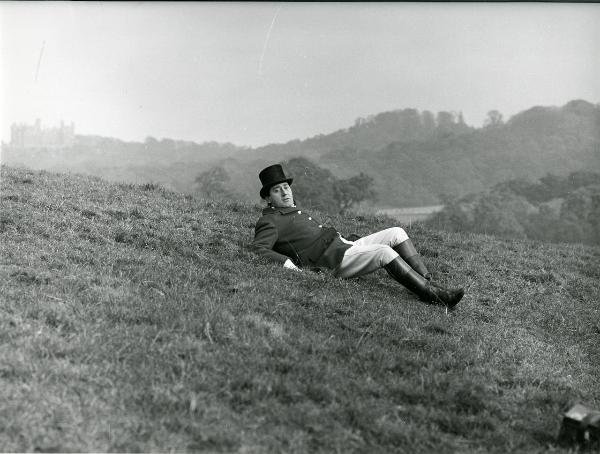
[251, 206, 352, 270]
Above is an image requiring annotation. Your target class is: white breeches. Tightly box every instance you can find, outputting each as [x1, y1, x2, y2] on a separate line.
[333, 227, 409, 279]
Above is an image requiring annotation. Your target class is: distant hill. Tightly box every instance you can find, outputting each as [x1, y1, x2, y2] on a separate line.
[312, 99, 600, 206]
[3, 100, 599, 207]
[1, 135, 249, 193]
[199, 99, 600, 206]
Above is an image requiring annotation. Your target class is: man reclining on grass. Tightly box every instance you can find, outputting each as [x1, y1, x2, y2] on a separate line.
[250, 164, 465, 309]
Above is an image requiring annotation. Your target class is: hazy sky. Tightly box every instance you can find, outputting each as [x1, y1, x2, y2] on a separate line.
[2, 2, 599, 147]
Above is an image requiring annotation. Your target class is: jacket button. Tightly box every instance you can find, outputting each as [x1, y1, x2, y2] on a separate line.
[298, 210, 302, 214]
[319, 225, 322, 228]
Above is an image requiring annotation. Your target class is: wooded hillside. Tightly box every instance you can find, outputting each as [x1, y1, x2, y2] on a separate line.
[426, 171, 600, 245]
[3, 100, 599, 208]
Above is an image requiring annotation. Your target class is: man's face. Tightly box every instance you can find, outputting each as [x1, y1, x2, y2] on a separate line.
[267, 182, 294, 207]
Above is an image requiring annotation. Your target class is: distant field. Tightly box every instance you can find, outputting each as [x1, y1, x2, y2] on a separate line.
[1, 165, 598, 452]
[376, 205, 445, 224]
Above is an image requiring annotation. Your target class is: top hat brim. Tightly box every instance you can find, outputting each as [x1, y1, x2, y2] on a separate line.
[260, 177, 293, 199]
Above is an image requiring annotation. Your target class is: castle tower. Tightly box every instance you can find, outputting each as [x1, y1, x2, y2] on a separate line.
[9, 119, 75, 149]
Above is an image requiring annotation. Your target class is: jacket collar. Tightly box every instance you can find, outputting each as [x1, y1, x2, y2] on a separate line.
[262, 205, 301, 215]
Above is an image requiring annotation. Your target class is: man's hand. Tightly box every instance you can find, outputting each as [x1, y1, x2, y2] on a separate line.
[283, 259, 302, 272]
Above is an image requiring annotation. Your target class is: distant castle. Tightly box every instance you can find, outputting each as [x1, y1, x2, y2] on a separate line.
[10, 119, 75, 149]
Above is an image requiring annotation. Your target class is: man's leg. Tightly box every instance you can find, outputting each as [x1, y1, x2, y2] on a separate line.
[333, 243, 464, 309]
[352, 227, 431, 280]
[333, 244, 398, 279]
[351, 227, 409, 248]
[383, 257, 464, 309]
[393, 239, 431, 280]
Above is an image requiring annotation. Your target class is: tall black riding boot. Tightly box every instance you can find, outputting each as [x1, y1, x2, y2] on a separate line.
[393, 239, 431, 280]
[384, 257, 464, 309]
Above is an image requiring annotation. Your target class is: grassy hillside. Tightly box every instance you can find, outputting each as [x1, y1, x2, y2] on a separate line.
[1, 165, 599, 452]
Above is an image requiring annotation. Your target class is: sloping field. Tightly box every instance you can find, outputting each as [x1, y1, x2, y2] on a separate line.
[1, 165, 598, 452]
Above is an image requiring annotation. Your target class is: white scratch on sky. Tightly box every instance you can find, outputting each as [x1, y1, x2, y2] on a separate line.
[35, 40, 45, 82]
[258, 5, 282, 76]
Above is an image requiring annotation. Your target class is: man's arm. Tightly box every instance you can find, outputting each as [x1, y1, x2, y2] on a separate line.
[251, 218, 299, 269]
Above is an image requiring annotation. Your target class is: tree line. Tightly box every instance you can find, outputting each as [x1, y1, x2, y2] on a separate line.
[426, 171, 600, 245]
[194, 157, 376, 214]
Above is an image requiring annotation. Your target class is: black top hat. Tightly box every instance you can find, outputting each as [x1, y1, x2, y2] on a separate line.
[259, 164, 293, 199]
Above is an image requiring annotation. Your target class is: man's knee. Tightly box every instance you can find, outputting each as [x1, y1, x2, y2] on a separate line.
[377, 245, 399, 267]
[391, 227, 409, 245]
